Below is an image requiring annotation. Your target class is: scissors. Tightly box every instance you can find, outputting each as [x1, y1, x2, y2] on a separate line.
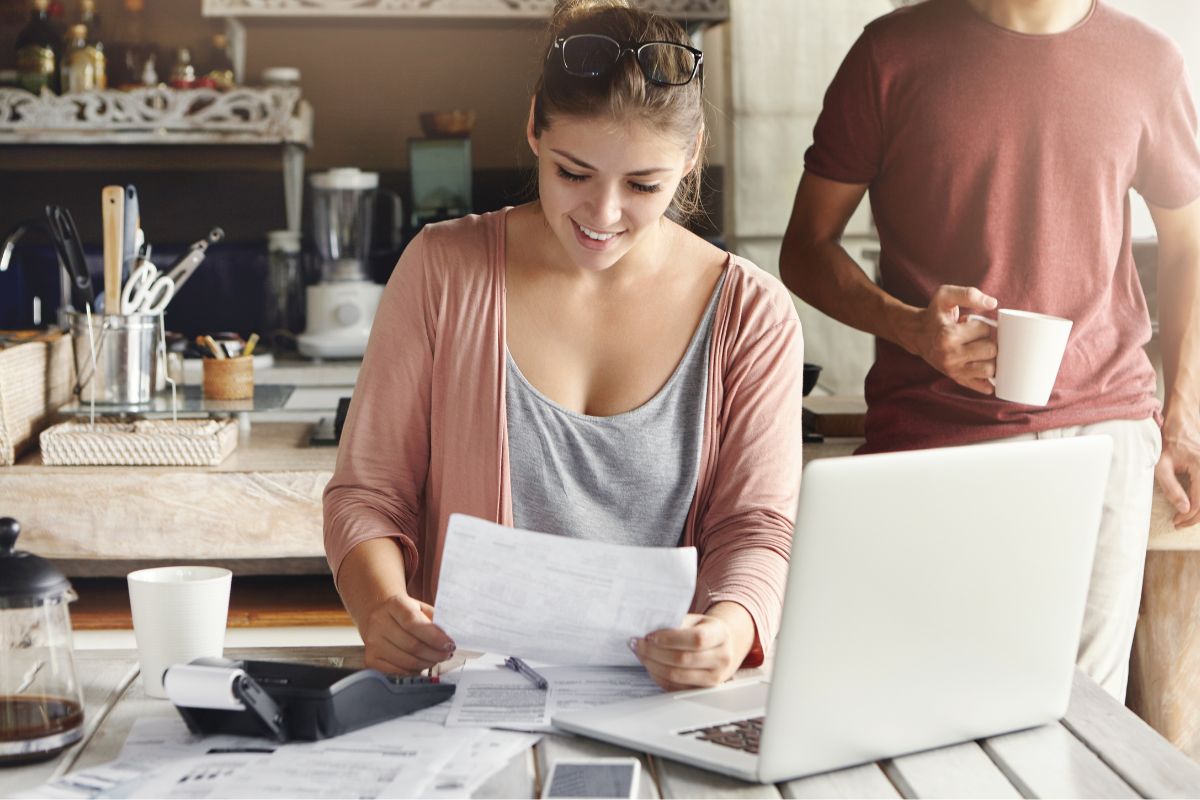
[44, 204, 95, 310]
[120, 260, 175, 315]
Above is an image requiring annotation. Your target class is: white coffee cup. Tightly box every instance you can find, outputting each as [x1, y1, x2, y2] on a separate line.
[967, 309, 1072, 406]
[127, 566, 232, 698]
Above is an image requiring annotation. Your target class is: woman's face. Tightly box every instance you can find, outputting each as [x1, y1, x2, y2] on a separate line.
[529, 112, 696, 273]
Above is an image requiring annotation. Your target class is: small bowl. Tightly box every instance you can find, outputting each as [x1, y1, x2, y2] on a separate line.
[419, 110, 475, 138]
[803, 362, 822, 396]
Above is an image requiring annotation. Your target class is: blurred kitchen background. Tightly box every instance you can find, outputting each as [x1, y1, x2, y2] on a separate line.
[0, 0, 1197, 397]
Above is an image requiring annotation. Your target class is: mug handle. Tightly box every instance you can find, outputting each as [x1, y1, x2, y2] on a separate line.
[965, 314, 998, 387]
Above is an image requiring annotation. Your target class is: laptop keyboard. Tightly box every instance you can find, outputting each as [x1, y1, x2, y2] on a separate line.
[679, 716, 763, 754]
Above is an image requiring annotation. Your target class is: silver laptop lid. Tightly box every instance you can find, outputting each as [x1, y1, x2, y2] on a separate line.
[758, 435, 1111, 782]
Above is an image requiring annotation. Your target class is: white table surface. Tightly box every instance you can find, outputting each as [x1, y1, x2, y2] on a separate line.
[4, 646, 1200, 799]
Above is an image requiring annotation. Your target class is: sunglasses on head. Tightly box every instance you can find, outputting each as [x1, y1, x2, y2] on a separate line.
[548, 34, 704, 87]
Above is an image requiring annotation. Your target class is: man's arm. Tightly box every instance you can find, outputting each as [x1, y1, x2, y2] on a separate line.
[1148, 196, 1200, 527]
[779, 171, 998, 394]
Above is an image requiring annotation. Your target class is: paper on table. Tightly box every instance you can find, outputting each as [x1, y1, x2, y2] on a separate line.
[403, 729, 541, 799]
[121, 722, 469, 799]
[434, 514, 697, 665]
[444, 663, 664, 732]
[33, 712, 474, 800]
[20, 718, 278, 799]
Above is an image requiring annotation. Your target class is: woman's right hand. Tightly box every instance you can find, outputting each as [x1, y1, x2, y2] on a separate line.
[361, 593, 456, 674]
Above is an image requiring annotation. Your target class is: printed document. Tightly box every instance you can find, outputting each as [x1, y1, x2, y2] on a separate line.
[434, 513, 697, 665]
[444, 663, 664, 732]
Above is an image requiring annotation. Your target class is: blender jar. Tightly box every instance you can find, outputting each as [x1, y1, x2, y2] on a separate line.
[309, 167, 379, 282]
[0, 518, 84, 766]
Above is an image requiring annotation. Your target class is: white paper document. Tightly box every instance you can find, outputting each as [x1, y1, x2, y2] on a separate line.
[31, 710, 534, 800]
[434, 513, 697, 665]
[444, 664, 664, 732]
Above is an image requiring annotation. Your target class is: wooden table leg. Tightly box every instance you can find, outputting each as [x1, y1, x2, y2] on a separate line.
[1129, 549, 1200, 760]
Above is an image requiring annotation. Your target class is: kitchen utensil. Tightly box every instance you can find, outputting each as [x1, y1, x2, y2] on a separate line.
[121, 185, 139, 287]
[101, 186, 124, 312]
[120, 260, 175, 315]
[43, 205, 94, 311]
[0, 517, 85, 765]
[163, 227, 224, 295]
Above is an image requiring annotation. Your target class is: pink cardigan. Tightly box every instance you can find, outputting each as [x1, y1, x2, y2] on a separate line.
[324, 209, 805, 663]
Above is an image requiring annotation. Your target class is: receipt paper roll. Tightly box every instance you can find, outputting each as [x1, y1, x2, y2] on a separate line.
[163, 664, 248, 710]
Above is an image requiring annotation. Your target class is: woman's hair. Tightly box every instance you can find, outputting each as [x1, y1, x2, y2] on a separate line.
[532, 0, 707, 223]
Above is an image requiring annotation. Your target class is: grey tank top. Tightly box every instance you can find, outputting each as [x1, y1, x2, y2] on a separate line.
[506, 270, 727, 547]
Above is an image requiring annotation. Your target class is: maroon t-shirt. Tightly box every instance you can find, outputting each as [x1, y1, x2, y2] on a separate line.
[805, 0, 1200, 453]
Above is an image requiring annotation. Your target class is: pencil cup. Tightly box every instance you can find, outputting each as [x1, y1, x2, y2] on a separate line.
[202, 356, 254, 400]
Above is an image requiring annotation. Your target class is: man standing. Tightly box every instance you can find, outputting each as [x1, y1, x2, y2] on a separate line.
[780, 0, 1200, 701]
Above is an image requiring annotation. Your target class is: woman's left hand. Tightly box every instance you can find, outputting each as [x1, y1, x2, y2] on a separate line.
[632, 602, 756, 691]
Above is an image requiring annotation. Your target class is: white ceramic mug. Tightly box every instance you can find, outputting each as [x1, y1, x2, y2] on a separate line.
[127, 566, 232, 698]
[967, 309, 1073, 406]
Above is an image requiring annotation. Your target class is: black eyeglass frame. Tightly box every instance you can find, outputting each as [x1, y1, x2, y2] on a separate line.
[548, 34, 704, 87]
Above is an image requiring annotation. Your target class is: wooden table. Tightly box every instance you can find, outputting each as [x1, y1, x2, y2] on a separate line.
[4, 647, 1200, 799]
[4, 410, 1199, 761]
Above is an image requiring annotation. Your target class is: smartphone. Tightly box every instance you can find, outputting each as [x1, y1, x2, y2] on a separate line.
[542, 758, 640, 799]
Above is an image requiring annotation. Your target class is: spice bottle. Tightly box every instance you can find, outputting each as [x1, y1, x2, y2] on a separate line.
[169, 47, 195, 89]
[60, 23, 106, 92]
[205, 33, 236, 91]
[15, 0, 60, 95]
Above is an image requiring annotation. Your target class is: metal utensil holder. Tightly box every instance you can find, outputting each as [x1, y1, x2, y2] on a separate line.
[68, 311, 159, 407]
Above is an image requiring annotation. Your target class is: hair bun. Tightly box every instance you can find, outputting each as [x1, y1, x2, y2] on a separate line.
[551, 0, 633, 32]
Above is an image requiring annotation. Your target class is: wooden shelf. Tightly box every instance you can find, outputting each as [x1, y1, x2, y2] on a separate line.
[0, 86, 312, 147]
[69, 575, 352, 630]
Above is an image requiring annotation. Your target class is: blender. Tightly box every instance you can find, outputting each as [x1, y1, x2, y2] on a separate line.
[297, 168, 398, 359]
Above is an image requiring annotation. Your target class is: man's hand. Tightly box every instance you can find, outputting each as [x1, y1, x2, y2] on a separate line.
[361, 594, 455, 675]
[905, 285, 1000, 395]
[1156, 414, 1200, 528]
[631, 602, 756, 691]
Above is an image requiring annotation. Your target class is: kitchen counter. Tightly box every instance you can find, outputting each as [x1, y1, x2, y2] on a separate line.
[1, 422, 333, 574]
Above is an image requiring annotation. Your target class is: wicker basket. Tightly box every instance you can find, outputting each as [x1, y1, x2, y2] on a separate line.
[0, 332, 74, 466]
[39, 418, 238, 466]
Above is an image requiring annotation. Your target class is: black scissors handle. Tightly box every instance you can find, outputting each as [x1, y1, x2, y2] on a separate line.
[45, 204, 95, 311]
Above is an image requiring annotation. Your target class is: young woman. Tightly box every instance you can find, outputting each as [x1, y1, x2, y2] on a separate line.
[324, 0, 805, 691]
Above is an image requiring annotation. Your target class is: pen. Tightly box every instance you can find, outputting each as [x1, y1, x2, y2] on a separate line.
[504, 656, 548, 690]
[204, 335, 226, 359]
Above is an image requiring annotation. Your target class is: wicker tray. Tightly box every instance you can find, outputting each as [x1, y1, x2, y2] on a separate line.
[39, 418, 238, 466]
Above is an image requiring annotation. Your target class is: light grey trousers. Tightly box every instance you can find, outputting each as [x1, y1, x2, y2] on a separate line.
[992, 417, 1161, 702]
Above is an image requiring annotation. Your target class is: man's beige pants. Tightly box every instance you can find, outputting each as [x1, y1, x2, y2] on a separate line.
[993, 417, 1161, 702]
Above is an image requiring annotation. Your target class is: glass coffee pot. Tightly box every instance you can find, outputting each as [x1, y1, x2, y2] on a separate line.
[0, 517, 84, 766]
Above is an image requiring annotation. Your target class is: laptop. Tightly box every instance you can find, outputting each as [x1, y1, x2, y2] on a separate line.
[553, 436, 1112, 783]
